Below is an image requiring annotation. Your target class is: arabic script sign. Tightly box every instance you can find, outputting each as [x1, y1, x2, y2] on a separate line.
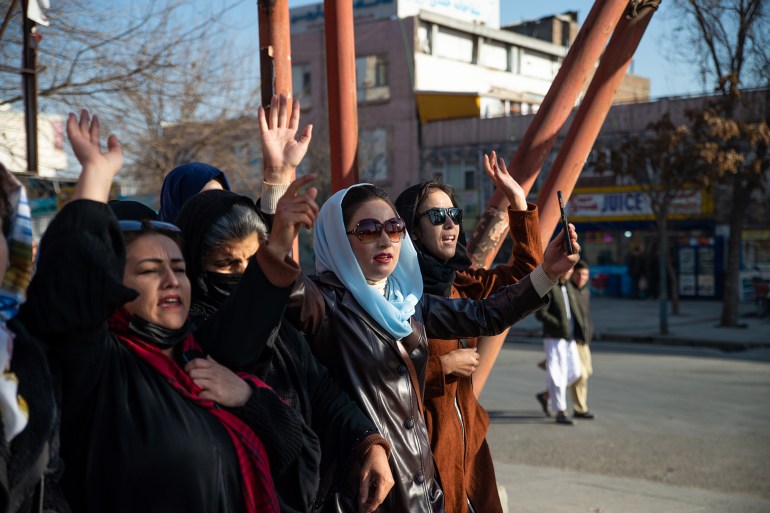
[290, 0, 500, 33]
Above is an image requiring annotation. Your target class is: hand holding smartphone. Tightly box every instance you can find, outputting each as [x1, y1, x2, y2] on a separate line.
[557, 190, 575, 255]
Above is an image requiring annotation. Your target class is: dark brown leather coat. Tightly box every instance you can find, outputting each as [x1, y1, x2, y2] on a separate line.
[295, 272, 546, 513]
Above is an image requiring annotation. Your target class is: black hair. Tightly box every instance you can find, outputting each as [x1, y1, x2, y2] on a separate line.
[415, 179, 458, 213]
[122, 220, 184, 253]
[0, 184, 11, 238]
[574, 259, 590, 271]
[341, 185, 398, 228]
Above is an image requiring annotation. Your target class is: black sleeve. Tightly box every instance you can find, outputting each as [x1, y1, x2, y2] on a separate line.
[17, 200, 138, 343]
[194, 255, 293, 368]
[420, 275, 546, 340]
[230, 383, 321, 475]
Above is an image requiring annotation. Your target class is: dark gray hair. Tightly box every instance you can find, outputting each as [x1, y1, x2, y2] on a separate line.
[200, 203, 268, 259]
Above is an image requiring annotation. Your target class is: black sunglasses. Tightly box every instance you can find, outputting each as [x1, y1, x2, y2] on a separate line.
[416, 207, 462, 226]
[346, 217, 406, 244]
[118, 219, 181, 234]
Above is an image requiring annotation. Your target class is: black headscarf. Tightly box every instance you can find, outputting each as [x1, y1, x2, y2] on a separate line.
[394, 182, 471, 297]
[174, 190, 259, 314]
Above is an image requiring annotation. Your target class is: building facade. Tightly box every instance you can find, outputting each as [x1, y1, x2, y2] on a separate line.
[289, 0, 649, 200]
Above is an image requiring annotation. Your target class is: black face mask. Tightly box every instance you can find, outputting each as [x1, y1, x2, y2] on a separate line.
[127, 315, 193, 349]
[192, 272, 244, 316]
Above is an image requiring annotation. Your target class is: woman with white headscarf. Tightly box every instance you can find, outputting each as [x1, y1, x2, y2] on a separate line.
[298, 183, 580, 513]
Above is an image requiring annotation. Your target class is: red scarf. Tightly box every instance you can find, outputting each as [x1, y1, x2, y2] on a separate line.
[108, 308, 279, 513]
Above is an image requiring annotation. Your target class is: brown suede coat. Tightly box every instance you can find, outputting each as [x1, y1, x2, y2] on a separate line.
[423, 205, 543, 513]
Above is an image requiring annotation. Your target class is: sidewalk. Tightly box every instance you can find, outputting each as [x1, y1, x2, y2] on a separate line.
[508, 296, 770, 351]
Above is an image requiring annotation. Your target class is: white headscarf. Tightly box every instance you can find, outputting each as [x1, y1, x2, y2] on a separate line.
[314, 184, 423, 340]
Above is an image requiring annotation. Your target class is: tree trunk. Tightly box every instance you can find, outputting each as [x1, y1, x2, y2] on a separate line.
[668, 254, 680, 315]
[720, 174, 752, 326]
[658, 211, 669, 334]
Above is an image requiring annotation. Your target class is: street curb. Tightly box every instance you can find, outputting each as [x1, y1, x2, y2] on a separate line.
[597, 333, 770, 352]
[506, 330, 770, 353]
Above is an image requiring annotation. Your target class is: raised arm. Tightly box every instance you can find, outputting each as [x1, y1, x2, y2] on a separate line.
[422, 226, 580, 340]
[18, 110, 136, 341]
[258, 93, 313, 216]
[455, 152, 543, 294]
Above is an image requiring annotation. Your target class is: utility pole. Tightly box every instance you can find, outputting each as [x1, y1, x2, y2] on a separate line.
[21, 0, 38, 174]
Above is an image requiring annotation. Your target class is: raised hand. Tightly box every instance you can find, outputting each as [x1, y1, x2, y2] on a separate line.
[542, 223, 581, 281]
[258, 94, 313, 184]
[440, 347, 481, 377]
[266, 174, 319, 259]
[68, 109, 123, 203]
[184, 355, 253, 408]
[483, 150, 527, 211]
[358, 445, 394, 513]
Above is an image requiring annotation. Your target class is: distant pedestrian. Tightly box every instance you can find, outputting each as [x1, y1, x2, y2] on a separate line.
[535, 268, 582, 425]
[568, 260, 595, 419]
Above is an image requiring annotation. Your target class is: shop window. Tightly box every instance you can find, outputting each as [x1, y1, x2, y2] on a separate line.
[356, 55, 390, 102]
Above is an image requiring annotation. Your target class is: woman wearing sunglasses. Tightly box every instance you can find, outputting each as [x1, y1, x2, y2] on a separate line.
[394, 152, 541, 513]
[295, 183, 579, 513]
[16, 110, 317, 513]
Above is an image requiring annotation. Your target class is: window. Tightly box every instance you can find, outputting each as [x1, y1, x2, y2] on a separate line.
[433, 26, 474, 63]
[356, 55, 390, 102]
[292, 64, 312, 109]
[479, 40, 508, 70]
[418, 22, 432, 54]
[359, 128, 389, 183]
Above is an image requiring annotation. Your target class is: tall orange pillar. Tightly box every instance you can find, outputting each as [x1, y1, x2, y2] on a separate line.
[536, 1, 660, 244]
[466, 0, 630, 270]
[258, 0, 299, 259]
[258, 0, 293, 107]
[470, 0, 632, 398]
[324, 0, 360, 191]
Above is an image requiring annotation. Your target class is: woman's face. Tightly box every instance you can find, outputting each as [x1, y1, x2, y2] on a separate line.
[202, 233, 260, 275]
[123, 233, 191, 329]
[414, 190, 460, 261]
[347, 199, 401, 282]
[200, 179, 224, 193]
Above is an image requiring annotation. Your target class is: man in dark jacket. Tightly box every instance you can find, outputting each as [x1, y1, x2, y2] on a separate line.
[568, 260, 595, 419]
[535, 268, 583, 425]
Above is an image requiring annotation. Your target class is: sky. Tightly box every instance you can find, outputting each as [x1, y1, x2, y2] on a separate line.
[213, 0, 705, 99]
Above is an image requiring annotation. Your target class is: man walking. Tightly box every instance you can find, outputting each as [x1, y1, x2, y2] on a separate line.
[535, 268, 582, 425]
[568, 260, 595, 419]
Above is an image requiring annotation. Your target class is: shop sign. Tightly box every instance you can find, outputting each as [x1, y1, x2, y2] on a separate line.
[568, 189, 706, 221]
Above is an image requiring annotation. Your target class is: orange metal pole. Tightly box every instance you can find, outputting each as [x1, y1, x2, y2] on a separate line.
[324, 0, 359, 192]
[471, 0, 631, 399]
[257, 0, 299, 260]
[466, 0, 630, 271]
[258, 0, 293, 107]
[536, 1, 660, 244]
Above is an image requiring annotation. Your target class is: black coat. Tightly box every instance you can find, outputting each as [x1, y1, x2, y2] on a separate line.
[17, 200, 311, 513]
[0, 318, 69, 513]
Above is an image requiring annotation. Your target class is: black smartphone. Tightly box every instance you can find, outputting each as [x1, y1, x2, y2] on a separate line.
[557, 190, 574, 255]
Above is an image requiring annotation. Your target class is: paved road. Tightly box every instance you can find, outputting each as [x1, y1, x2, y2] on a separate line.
[481, 340, 770, 513]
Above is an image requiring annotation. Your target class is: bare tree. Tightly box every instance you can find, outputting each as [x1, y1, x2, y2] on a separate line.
[671, 0, 770, 326]
[610, 114, 707, 332]
[1, 0, 264, 195]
